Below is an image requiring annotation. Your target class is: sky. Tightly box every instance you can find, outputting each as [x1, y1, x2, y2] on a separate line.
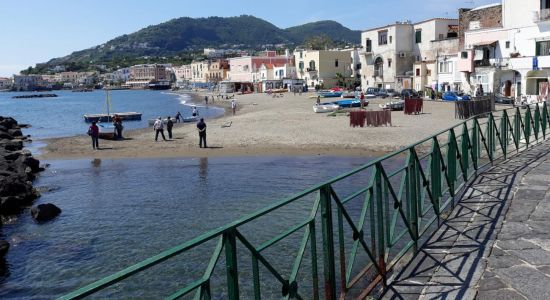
[0, 0, 499, 77]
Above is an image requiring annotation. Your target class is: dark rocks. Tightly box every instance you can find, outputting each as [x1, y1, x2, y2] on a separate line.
[0, 116, 43, 215]
[31, 203, 61, 222]
[0, 241, 9, 258]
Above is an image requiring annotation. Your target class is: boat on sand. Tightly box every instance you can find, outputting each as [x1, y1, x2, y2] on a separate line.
[313, 103, 340, 113]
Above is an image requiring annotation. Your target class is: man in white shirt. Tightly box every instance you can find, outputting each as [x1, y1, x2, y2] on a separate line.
[153, 117, 167, 141]
[231, 99, 237, 116]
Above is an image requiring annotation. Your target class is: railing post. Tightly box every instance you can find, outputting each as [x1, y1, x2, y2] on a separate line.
[501, 111, 508, 160]
[447, 130, 457, 196]
[320, 185, 336, 300]
[406, 150, 419, 251]
[461, 124, 469, 180]
[534, 104, 541, 141]
[472, 118, 479, 171]
[514, 108, 521, 150]
[224, 228, 239, 300]
[431, 138, 441, 222]
[525, 106, 532, 147]
[374, 163, 387, 287]
[487, 113, 495, 161]
[543, 102, 548, 139]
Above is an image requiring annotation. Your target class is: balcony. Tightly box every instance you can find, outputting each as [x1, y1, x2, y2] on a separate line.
[306, 68, 316, 72]
[534, 9, 550, 23]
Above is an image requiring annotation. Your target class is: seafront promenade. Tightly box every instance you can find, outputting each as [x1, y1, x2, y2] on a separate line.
[383, 139, 550, 299]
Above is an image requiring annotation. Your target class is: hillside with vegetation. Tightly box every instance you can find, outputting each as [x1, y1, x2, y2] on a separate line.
[25, 15, 361, 74]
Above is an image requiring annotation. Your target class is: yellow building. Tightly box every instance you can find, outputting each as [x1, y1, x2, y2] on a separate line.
[295, 49, 352, 88]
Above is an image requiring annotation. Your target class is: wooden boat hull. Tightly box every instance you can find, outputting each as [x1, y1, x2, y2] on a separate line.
[84, 112, 142, 123]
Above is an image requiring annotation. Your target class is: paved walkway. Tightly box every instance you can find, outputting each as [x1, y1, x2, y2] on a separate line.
[382, 140, 550, 299]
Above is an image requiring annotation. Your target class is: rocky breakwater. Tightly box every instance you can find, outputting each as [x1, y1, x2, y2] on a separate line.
[0, 116, 46, 261]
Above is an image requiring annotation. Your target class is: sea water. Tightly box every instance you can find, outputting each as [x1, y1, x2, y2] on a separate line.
[0, 90, 224, 139]
[0, 156, 387, 298]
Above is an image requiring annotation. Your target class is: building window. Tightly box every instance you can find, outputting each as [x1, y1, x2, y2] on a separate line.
[299, 51, 303, 59]
[308, 60, 316, 71]
[476, 74, 489, 93]
[439, 61, 453, 73]
[536, 41, 550, 56]
[389, 36, 393, 44]
[461, 51, 469, 59]
[415, 30, 422, 44]
[469, 21, 481, 30]
[366, 39, 372, 52]
[335, 59, 339, 67]
[506, 41, 511, 49]
[388, 59, 392, 68]
[378, 30, 388, 45]
[416, 68, 420, 76]
[543, 0, 550, 9]
[299, 61, 304, 70]
[427, 69, 432, 76]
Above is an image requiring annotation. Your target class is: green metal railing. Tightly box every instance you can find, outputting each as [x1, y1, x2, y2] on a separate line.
[60, 103, 550, 299]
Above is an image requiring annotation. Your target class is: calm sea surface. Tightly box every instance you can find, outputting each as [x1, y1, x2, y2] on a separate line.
[0, 90, 395, 298]
[0, 90, 224, 139]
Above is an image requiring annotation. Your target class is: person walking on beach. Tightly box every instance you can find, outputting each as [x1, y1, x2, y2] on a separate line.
[166, 116, 174, 139]
[316, 95, 321, 105]
[360, 92, 365, 109]
[153, 117, 167, 141]
[88, 121, 99, 150]
[204, 95, 209, 106]
[231, 99, 237, 116]
[197, 118, 207, 148]
[192, 106, 198, 117]
[113, 114, 123, 140]
[175, 111, 182, 123]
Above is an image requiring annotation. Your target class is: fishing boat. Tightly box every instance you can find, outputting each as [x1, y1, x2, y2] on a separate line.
[341, 92, 357, 99]
[98, 124, 116, 140]
[333, 99, 363, 108]
[313, 103, 340, 113]
[318, 91, 343, 98]
[83, 90, 142, 123]
[148, 80, 171, 90]
[379, 100, 404, 111]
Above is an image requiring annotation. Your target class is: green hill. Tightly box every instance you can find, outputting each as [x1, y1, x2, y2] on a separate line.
[32, 15, 361, 73]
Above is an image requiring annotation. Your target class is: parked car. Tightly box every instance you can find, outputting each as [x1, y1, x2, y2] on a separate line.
[366, 87, 380, 99]
[400, 89, 419, 99]
[386, 89, 399, 97]
[376, 89, 389, 98]
[442, 91, 471, 101]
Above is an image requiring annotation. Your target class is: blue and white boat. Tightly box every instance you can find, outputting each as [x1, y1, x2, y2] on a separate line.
[333, 99, 363, 108]
[318, 91, 343, 98]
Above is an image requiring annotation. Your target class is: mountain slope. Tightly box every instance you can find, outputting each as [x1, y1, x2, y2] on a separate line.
[37, 16, 361, 71]
[285, 20, 361, 43]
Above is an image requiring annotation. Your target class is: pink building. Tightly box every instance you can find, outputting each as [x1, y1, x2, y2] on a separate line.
[228, 51, 294, 84]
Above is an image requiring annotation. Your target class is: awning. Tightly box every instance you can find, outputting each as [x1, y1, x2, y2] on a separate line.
[472, 40, 497, 47]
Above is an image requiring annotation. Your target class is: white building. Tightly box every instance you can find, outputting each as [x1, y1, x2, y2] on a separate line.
[459, 0, 550, 102]
[0, 77, 12, 90]
[360, 18, 459, 92]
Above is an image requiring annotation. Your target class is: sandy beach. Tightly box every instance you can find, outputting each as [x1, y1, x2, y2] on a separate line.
[40, 92, 468, 160]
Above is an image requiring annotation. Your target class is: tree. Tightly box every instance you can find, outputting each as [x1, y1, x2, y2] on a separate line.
[303, 34, 334, 50]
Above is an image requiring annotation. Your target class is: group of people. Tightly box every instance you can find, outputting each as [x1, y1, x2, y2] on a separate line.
[88, 99, 239, 149]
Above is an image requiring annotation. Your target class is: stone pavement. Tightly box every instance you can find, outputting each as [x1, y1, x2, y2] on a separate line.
[381, 140, 550, 300]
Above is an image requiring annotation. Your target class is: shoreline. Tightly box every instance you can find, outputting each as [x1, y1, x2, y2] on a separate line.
[38, 92, 465, 161]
